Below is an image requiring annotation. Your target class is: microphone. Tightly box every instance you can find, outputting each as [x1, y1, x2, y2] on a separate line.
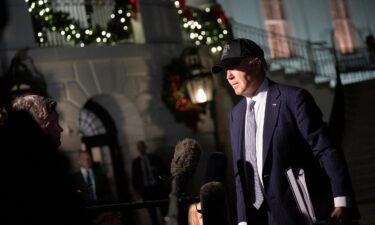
[200, 181, 230, 225]
[170, 138, 202, 178]
[166, 138, 202, 225]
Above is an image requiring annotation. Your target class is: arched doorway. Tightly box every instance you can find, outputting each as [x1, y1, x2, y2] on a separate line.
[78, 97, 136, 224]
[78, 98, 130, 202]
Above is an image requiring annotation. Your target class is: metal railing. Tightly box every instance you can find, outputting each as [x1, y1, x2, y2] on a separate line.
[230, 19, 375, 86]
[28, 0, 134, 47]
[231, 19, 323, 74]
[49, 0, 116, 28]
[86, 196, 199, 212]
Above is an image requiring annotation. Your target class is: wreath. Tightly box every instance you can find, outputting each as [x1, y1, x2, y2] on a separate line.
[161, 58, 205, 131]
[26, 0, 137, 46]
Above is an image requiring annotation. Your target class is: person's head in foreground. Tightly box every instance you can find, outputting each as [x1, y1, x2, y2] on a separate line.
[12, 94, 63, 147]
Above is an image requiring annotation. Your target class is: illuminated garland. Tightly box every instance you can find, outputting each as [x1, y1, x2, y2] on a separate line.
[173, 0, 232, 53]
[25, 0, 137, 46]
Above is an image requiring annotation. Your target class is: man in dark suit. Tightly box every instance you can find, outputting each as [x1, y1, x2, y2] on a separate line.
[132, 140, 169, 225]
[73, 151, 112, 204]
[211, 38, 358, 225]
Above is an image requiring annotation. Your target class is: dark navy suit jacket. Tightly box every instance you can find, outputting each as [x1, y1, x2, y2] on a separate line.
[230, 79, 355, 225]
[73, 166, 112, 203]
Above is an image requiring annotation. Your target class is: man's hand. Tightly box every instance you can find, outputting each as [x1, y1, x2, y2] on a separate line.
[327, 207, 351, 225]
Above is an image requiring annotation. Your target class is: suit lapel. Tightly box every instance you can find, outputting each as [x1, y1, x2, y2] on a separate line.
[263, 81, 280, 167]
[236, 99, 247, 161]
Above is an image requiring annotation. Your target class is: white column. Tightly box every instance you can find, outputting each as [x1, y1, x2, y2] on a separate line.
[138, 0, 182, 43]
[1, 0, 36, 50]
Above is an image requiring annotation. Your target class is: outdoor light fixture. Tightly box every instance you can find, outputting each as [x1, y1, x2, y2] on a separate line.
[181, 47, 213, 104]
[186, 72, 213, 104]
[0, 48, 48, 103]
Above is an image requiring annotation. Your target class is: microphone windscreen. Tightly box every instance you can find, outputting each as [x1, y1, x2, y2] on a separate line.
[200, 181, 230, 225]
[170, 138, 201, 177]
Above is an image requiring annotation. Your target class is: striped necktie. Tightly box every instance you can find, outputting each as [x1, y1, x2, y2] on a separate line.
[245, 99, 264, 209]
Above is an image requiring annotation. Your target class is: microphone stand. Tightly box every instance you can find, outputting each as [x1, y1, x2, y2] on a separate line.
[165, 175, 186, 225]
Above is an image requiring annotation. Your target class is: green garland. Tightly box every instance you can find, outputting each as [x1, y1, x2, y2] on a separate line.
[26, 0, 231, 49]
[173, 0, 232, 53]
[25, 0, 137, 46]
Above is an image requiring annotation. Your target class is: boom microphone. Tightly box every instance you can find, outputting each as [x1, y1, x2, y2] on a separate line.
[166, 138, 201, 225]
[200, 181, 230, 225]
[170, 138, 201, 178]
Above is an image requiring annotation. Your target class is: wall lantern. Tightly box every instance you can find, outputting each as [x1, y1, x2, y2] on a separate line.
[0, 48, 48, 107]
[180, 47, 213, 104]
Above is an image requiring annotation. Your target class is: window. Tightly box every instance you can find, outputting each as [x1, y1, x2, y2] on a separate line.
[78, 108, 106, 137]
[328, 0, 354, 54]
[261, 0, 291, 58]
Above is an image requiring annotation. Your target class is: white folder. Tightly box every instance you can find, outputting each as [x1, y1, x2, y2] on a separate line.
[286, 168, 325, 225]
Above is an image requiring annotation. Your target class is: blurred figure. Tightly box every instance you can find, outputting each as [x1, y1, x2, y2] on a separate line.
[73, 151, 112, 204]
[0, 94, 89, 225]
[132, 140, 170, 225]
[188, 202, 203, 225]
[73, 151, 122, 225]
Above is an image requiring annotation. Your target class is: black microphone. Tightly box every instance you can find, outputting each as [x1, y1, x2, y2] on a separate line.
[200, 181, 230, 225]
[166, 138, 202, 225]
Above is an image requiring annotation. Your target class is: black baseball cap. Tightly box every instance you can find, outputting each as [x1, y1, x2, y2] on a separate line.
[211, 38, 264, 73]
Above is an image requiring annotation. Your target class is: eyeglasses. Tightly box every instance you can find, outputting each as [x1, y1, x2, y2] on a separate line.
[195, 203, 202, 214]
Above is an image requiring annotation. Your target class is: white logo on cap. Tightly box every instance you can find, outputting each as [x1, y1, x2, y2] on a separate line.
[221, 44, 230, 58]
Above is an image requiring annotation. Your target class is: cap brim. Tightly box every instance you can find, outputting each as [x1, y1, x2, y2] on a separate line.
[211, 57, 244, 74]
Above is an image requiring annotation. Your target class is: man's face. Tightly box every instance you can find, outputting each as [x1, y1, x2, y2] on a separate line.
[43, 111, 63, 147]
[79, 152, 93, 169]
[226, 57, 263, 98]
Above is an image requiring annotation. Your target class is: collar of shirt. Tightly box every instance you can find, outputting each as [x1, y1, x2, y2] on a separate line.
[80, 167, 92, 176]
[246, 78, 269, 108]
